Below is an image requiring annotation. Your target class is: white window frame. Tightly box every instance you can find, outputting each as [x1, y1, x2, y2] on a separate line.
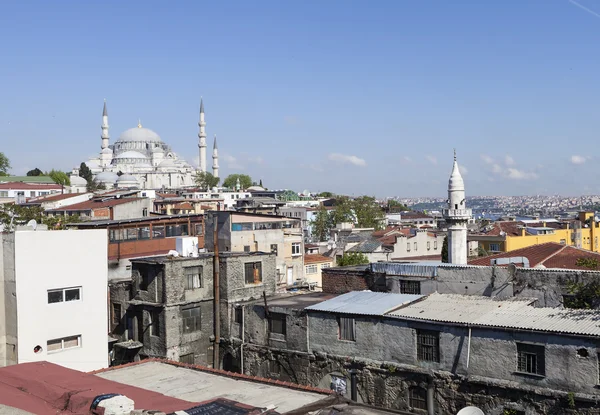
[305, 264, 318, 274]
[292, 242, 301, 256]
[47, 287, 82, 304]
[489, 243, 500, 252]
[184, 267, 202, 290]
[321, 263, 331, 269]
[47, 335, 81, 353]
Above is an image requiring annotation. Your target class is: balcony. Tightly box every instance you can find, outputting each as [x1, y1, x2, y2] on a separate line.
[443, 208, 472, 219]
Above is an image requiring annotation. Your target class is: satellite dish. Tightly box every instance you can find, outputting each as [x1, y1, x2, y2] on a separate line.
[457, 407, 485, 415]
[26, 219, 37, 231]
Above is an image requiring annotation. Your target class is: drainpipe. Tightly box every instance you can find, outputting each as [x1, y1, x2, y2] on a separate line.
[427, 377, 434, 415]
[466, 326, 472, 372]
[350, 369, 357, 402]
[240, 305, 245, 374]
[213, 215, 220, 368]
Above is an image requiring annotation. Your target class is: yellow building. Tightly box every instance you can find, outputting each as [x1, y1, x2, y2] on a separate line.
[469, 212, 599, 254]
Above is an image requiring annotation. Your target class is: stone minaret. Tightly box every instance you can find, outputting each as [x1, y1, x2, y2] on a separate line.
[212, 135, 219, 178]
[101, 100, 109, 149]
[443, 150, 472, 264]
[198, 98, 207, 172]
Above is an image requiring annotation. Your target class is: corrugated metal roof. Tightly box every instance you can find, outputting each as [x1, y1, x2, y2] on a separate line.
[389, 293, 600, 336]
[370, 262, 439, 277]
[305, 291, 423, 316]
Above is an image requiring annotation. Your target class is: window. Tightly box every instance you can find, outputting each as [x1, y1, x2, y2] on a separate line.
[560, 239, 566, 245]
[140, 271, 150, 291]
[414, 242, 417, 251]
[47, 335, 81, 353]
[125, 228, 138, 241]
[409, 387, 428, 410]
[244, 245, 251, 253]
[427, 241, 431, 250]
[434, 241, 438, 250]
[47, 287, 81, 304]
[231, 222, 253, 231]
[112, 303, 121, 326]
[150, 309, 160, 336]
[182, 306, 201, 333]
[489, 243, 500, 252]
[235, 307, 243, 324]
[270, 244, 278, 255]
[338, 316, 355, 341]
[153, 225, 165, 239]
[407, 242, 411, 252]
[417, 330, 439, 362]
[516, 343, 545, 376]
[180, 353, 195, 364]
[194, 223, 203, 235]
[142, 208, 148, 217]
[0, 191, 7, 197]
[269, 313, 286, 336]
[292, 242, 301, 256]
[138, 226, 150, 240]
[166, 224, 189, 237]
[306, 264, 318, 274]
[321, 263, 331, 269]
[184, 266, 202, 290]
[244, 262, 262, 284]
[400, 280, 421, 295]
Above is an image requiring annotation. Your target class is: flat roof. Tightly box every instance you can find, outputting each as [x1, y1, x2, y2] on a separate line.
[132, 251, 273, 264]
[67, 213, 204, 227]
[306, 291, 423, 316]
[95, 361, 329, 413]
[262, 292, 338, 310]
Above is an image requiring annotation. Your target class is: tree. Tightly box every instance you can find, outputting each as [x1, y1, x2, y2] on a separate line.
[87, 178, 106, 192]
[310, 205, 333, 242]
[387, 199, 409, 211]
[330, 196, 354, 226]
[0, 204, 81, 231]
[337, 252, 369, 266]
[48, 170, 70, 191]
[259, 179, 263, 187]
[352, 196, 385, 230]
[79, 162, 93, 183]
[318, 191, 334, 198]
[0, 152, 10, 176]
[441, 236, 448, 263]
[223, 174, 252, 190]
[564, 280, 600, 309]
[26, 168, 44, 176]
[195, 171, 220, 190]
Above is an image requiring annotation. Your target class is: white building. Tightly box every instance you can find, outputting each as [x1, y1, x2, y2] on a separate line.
[442, 151, 471, 264]
[75, 99, 220, 190]
[0, 228, 108, 372]
[183, 189, 251, 210]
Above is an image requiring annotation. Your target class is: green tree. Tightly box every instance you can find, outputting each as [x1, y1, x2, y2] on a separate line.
[259, 179, 263, 187]
[79, 162, 93, 183]
[0, 204, 81, 231]
[310, 205, 333, 242]
[330, 196, 354, 226]
[337, 252, 369, 266]
[223, 174, 252, 190]
[86, 178, 106, 192]
[317, 191, 334, 198]
[387, 199, 409, 211]
[26, 168, 44, 176]
[352, 196, 385, 230]
[195, 171, 220, 190]
[564, 279, 600, 309]
[48, 169, 70, 192]
[0, 152, 11, 176]
[441, 236, 448, 263]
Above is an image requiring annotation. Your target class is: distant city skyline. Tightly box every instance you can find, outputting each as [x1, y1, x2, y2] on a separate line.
[1, 1, 600, 197]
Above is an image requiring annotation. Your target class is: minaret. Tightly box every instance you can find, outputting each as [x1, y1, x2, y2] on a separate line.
[443, 150, 472, 264]
[212, 135, 219, 178]
[101, 100, 109, 149]
[198, 98, 207, 172]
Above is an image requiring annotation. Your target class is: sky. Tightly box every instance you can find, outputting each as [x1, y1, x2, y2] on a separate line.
[1, 0, 600, 197]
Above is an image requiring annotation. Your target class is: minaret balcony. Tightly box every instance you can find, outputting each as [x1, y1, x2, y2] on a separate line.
[443, 208, 472, 219]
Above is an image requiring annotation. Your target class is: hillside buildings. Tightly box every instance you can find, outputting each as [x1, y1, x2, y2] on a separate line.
[0, 228, 108, 372]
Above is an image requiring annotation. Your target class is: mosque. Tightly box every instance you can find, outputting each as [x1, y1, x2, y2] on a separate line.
[72, 99, 218, 190]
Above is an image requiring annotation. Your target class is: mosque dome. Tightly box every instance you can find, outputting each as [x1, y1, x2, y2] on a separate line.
[70, 176, 87, 186]
[116, 174, 138, 183]
[247, 186, 265, 191]
[114, 151, 148, 160]
[117, 126, 162, 143]
[96, 171, 119, 183]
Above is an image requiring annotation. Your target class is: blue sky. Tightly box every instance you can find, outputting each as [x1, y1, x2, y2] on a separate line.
[1, 0, 600, 197]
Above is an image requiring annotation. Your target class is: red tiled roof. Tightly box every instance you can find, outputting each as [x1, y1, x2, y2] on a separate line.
[0, 361, 192, 414]
[28, 193, 91, 203]
[48, 197, 143, 212]
[468, 242, 600, 270]
[0, 182, 62, 190]
[304, 254, 333, 264]
[476, 221, 523, 237]
[174, 201, 194, 210]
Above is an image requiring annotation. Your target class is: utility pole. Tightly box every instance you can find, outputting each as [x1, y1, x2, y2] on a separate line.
[213, 213, 220, 368]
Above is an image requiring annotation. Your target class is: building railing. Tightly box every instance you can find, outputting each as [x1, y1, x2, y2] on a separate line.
[443, 208, 472, 218]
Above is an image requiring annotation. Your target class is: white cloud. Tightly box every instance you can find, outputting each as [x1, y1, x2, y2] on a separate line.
[481, 154, 494, 164]
[570, 155, 587, 165]
[223, 154, 244, 170]
[504, 155, 515, 166]
[492, 164, 502, 174]
[459, 165, 468, 176]
[247, 156, 264, 165]
[328, 153, 367, 167]
[425, 155, 438, 165]
[506, 168, 538, 180]
[403, 156, 412, 163]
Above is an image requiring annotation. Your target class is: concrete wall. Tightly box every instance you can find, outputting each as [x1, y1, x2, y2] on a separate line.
[0, 233, 17, 367]
[219, 254, 277, 304]
[112, 198, 154, 220]
[14, 230, 108, 372]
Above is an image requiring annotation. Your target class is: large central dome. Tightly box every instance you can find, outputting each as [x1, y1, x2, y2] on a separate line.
[117, 126, 162, 142]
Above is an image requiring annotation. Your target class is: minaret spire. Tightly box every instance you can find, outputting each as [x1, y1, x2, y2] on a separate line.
[101, 100, 110, 150]
[443, 150, 471, 264]
[212, 134, 219, 178]
[198, 98, 207, 172]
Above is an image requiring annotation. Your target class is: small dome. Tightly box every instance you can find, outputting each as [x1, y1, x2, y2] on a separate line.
[70, 176, 87, 186]
[116, 174, 138, 183]
[95, 171, 119, 183]
[114, 151, 148, 159]
[247, 186, 265, 191]
[117, 127, 162, 142]
[101, 148, 113, 154]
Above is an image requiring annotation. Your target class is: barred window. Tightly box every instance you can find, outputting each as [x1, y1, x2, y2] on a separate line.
[244, 262, 262, 284]
[338, 317, 355, 341]
[417, 330, 439, 362]
[400, 280, 421, 295]
[184, 266, 202, 290]
[516, 343, 545, 376]
[409, 387, 428, 410]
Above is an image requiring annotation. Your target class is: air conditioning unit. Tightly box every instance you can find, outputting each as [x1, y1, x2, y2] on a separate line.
[176, 236, 198, 257]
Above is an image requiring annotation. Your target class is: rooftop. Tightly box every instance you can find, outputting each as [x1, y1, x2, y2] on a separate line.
[94, 360, 331, 413]
[304, 254, 334, 264]
[306, 291, 423, 316]
[67, 213, 203, 227]
[262, 292, 338, 310]
[25, 192, 91, 204]
[0, 176, 58, 184]
[47, 197, 143, 212]
[132, 251, 273, 264]
[0, 182, 62, 190]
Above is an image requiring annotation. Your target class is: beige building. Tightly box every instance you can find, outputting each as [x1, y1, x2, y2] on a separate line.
[205, 212, 304, 287]
[303, 254, 333, 289]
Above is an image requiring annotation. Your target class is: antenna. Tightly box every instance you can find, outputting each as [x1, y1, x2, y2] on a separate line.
[457, 407, 485, 415]
[26, 219, 38, 231]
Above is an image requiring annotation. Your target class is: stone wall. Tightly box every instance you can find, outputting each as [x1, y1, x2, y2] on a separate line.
[321, 267, 380, 294]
